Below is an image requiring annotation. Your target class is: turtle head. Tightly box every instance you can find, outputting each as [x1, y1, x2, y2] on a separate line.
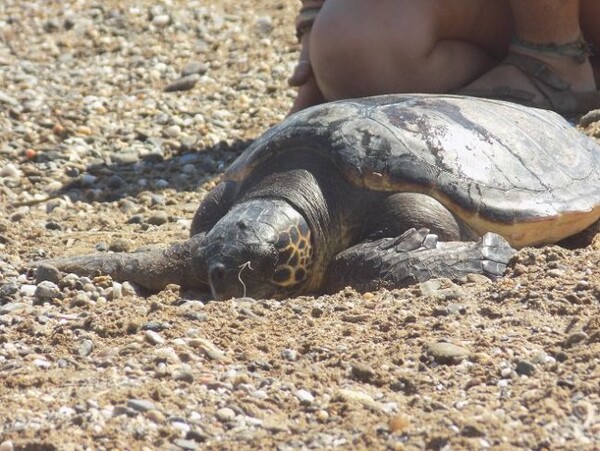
[196, 198, 314, 300]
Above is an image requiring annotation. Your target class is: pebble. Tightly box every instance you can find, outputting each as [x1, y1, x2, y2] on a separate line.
[147, 211, 169, 226]
[20, 284, 38, 297]
[296, 389, 315, 405]
[181, 62, 208, 77]
[127, 399, 156, 413]
[70, 292, 91, 307]
[145, 409, 166, 424]
[122, 282, 137, 297]
[165, 125, 182, 139]
[152, 14, 171, 27]
[77, 339, 94, 357]
[173, 439, 200, 450]
[145, 330, 166, 346]
[35, 281, 62, 300]
[515, 360, 536, 376]
[0, 91, 18, 107]
[0, 163, 21, 178]
[388, 414, 410, 433]
[281, 348, 298, 361]
[111, 152, 140, 165]
[215, 407, 236, 423]
[426, 342, 470, 365]
[164, 74, 201, 92]
[0, 2, 596, 449]
[580, 109, 600, 128]
[351, 362, 375, 383]
[0, 303, 29, 315]
[188, 338, 226, 361]
[565, 331, 588, 348]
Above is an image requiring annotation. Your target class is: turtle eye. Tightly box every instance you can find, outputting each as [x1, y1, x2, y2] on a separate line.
[270, 224, 313, 288]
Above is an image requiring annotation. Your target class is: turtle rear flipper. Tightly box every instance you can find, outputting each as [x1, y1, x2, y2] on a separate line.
[324, 229, 515, 294]
[32, 234, 209, 293]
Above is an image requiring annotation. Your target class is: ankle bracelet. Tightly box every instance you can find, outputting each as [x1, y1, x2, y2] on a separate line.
[511, 35, 593, 64]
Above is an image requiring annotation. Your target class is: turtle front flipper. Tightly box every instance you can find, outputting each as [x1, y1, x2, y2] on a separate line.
[31, 234, 209, 293]
[324, 229, 515, 294]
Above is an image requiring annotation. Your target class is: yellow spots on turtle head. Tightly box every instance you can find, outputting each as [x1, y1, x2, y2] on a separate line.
[271, 223, 313, 287]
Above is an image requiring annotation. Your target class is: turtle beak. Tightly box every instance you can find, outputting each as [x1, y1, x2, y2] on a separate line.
[207, 259, 278, 301]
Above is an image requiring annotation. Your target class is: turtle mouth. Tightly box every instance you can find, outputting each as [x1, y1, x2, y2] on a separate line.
[207, 259, 282, 301]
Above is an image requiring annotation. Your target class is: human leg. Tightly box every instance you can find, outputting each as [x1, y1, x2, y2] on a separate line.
[581, 0, 600, 84]
[308, 0, 512, 101]
[461, 0, 600, 113]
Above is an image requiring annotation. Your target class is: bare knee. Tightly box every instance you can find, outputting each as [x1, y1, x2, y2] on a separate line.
[310, 0, 438, 100]
[309, 0, 512, 100]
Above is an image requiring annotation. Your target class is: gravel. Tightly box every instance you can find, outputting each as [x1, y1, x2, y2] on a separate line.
[1, 1, 600, 450]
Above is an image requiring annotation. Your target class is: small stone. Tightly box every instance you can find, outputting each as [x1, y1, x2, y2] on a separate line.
[251, 390, 268, 400]
[147, 211, 169, 226]
[77, 339, 94, 357]
[127, 214, 144, 225]
[418, 279, 444, 296]
[164, 74, 201, 92]
[20, 284, 38, 297]
[337, 389, 384, 412]
[165, 125, 181, 139]
[281, 348, 298, 361]
[145, 330, 165, 346]
[565, 331, 588, 348]
[35, 281, 61, 300]
[122, 282, 137, 296]
[255, 16, 273, 34]
[388, 414, 410, 433]
[181, 163, 197, 175]
[0, 283, 19, 301]
[35, 263, 62, 285]
[111, 152, 140, 165]
[579, 109, 600, 128]
[295, 389, 315, 405]
[173, 439, 200, 450]
[155, 179, 169, 189]
[172, 370, 194, 383]
[515, 360, 536, 376]
[547, 268, 566, 278]
[0, 92, 18, 107]
[81, 174, 97, 186]
[33, 358, 52, 369]
[426, 342, 470, 365]
[145, 409, 166, 424]
[311, 306, 324, 318]
[215, 407, 236, 423]
[0, 163, 21, 178]
[188, 338, 226, 361]
[351, 362, 375, 382]
[462, 423, 486, 438]
[70, 292, 91, 307]
[152, 14, 171, 27]
[0, 440, 14, 451]
[127, 399, 155, 413]
[316, 410, 329, 422]
[181, 62, 208, 77]
[106, 174, 125, 189]
[171, 419, 192, 434]
[0, 303, 29, 315]
[110, 282, 123, 300]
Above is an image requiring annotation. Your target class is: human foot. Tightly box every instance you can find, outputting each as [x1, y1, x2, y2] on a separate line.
[459, 39, 600, 114]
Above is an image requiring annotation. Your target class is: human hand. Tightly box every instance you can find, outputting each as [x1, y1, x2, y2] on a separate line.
[288, 32, 324, 114]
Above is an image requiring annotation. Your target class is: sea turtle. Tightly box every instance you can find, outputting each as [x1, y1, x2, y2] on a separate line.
[39, 94, 600, 300]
